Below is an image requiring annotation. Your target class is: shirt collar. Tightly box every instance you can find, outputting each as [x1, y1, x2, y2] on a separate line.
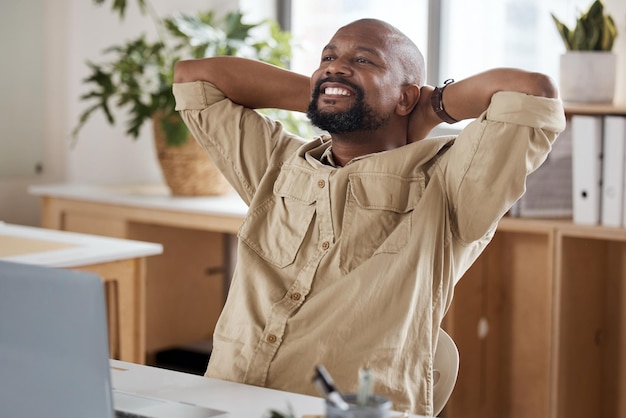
[320, 147, 337, 167]
[304, 134, 406, 168]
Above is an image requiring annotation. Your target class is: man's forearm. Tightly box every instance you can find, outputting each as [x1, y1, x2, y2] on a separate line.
[174, 56, 311, 112]
[409, 68, 559, 142]
[441, 68, 558, 122]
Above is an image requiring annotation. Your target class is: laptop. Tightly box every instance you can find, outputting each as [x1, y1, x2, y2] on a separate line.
[0, 259, 228, 418]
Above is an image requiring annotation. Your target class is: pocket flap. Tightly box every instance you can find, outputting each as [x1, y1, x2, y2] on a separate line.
[274, 165, 317, 204]
[349, 173, 425, 213]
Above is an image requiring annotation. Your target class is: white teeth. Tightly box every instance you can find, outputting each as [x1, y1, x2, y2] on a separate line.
[324, 87, 350, 96]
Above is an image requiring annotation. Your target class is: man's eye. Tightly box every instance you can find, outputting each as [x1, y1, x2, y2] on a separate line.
[322, 56, 335, 62]
[355, 57, 370, 64]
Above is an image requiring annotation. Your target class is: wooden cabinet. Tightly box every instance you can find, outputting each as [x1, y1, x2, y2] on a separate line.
[555, 224, 626, 418]
[443, 103, 626, 418]
[443, 218, 557, 418]
[444, 220, 626, 418]
[32, 185, 246, 358]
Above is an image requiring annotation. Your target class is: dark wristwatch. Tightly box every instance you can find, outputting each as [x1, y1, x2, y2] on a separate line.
[430, 79, 459, 124]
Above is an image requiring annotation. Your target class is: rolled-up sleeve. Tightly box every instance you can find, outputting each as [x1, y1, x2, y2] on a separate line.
[444, 91, 566, 243]
[173, 81, 302, 204]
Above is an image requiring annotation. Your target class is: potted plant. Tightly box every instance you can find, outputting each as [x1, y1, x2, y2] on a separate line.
[551, 0, 618, 102]
[72, 0, 300, 195]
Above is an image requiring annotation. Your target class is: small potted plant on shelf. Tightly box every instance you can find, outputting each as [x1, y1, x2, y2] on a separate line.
[551, 0, 618, 103]
[73, 0, 305, 196]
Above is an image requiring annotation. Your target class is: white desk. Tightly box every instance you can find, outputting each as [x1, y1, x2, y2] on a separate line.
[110, 360, 421, 418]
[0, 221, 162, 268]
[0, 222, 163, 363]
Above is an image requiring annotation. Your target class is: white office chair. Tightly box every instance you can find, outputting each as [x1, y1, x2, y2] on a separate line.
[432, 328, 459, 417]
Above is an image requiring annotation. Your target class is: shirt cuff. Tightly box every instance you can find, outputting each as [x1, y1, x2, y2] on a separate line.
[486, 91, 566, 133]
[173, 81, 225, 111]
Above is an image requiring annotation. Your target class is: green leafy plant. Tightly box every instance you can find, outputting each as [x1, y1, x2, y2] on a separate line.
[551, 0, 618, 51]
[73, 0, 310, 147]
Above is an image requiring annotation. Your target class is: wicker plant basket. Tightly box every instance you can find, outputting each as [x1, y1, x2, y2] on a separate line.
[153, 116, 231, 196]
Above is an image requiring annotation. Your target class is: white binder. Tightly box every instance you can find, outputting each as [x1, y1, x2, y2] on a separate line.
[602, 115, 626, 227]
[572, 115, 603, 225]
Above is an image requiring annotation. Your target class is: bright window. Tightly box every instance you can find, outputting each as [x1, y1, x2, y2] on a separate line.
[287, 0, 428, 77]
[282, 0, 592, 85]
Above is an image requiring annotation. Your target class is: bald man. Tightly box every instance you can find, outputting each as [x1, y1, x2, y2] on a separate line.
[173, 18, 565, 415]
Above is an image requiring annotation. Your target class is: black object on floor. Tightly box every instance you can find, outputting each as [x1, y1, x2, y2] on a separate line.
[153, 348, 210, 375]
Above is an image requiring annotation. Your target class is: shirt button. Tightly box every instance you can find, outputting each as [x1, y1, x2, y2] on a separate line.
[321, 241, 330, 250]
[317, 180, 326, 189]
[266, 334, 277, 343]
[291, 292, 302, 301]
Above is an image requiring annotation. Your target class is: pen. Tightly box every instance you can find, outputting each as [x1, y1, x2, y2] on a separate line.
[312, 364, 350, 411]
[356, 366, 374, 406]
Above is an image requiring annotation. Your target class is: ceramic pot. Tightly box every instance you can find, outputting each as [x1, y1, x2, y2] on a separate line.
[559, 51, 616, 103]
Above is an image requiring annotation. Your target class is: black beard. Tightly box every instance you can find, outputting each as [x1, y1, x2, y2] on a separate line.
[306, 78, 390, 134]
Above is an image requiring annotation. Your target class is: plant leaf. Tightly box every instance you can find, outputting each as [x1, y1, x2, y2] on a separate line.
[75, 7, 295, 146]
[601, 14, 617, 51]
[551, 0, 617, 51]
[93, 0, 146, 20]
[551, 14, 573, 50]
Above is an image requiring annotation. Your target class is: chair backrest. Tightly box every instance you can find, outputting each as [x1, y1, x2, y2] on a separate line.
[433, 328, 459, 416]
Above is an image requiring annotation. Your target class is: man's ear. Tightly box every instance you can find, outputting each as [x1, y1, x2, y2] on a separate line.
[396, 84, 420, 116]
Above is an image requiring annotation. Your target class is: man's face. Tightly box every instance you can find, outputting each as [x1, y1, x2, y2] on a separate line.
[307, 22, 402, 135]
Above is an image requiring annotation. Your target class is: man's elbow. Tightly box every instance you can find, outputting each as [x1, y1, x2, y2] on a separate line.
[527, 72, 558, 99]
[173, 60, 199, 84]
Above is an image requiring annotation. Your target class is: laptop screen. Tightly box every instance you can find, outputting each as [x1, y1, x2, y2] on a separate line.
[0, 260, 114, 418]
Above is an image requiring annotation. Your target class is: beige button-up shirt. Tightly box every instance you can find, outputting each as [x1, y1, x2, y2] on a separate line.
[174, 81, 565, 415]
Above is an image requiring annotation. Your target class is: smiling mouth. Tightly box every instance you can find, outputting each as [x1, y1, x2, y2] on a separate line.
[323, 87, 352, 96]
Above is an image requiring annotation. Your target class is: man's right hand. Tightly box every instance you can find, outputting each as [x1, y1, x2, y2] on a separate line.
[407, 85, 441, 143]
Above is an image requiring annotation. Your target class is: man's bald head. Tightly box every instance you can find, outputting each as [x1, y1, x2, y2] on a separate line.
[338, 18, 426, 86]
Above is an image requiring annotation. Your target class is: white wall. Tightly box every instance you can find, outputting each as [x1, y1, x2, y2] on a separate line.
[0, 0, 243, 226]
[66, 0, 238, 186]
[0, 0, 624, 226]
[64, 0, 273, 186]
[0, 2, 69, 226]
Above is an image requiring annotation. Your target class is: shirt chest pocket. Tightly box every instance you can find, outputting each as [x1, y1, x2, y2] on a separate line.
[340, 173, 425, 274]
[238, 167, 316, 268]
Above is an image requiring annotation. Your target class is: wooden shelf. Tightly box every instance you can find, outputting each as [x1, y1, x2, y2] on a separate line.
[501, 216, 626, 241]
[564, 102, 626, 116]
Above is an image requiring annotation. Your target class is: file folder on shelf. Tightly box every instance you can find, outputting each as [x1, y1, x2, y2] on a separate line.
[602, 115, 626, 227]
[572, 115, 603, 225]
[510, 123, 573, 218]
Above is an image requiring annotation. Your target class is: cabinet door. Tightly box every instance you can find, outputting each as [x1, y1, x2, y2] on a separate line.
[443, 228, 554, 418]
[556, 236, 626, 418]
[127, 223, 226, 353]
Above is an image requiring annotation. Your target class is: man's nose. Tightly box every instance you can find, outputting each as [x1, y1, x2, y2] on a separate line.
[325, 56, 352, 76]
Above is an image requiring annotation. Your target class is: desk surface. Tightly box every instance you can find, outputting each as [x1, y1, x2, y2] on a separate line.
[0, 222, 163, 268]
[29, 183, 249, 218]
[111, 360, 324, 418]
[110, 360, 420, 418]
